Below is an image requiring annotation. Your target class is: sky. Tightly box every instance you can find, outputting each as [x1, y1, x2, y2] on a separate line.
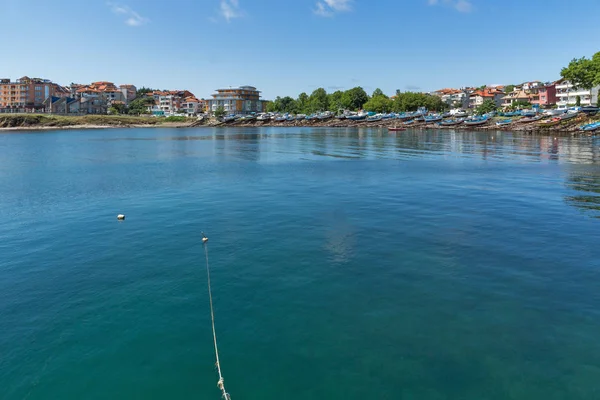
[2, 0, 600, 100]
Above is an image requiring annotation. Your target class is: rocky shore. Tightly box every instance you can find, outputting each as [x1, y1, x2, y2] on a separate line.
[197, 114, 599, 135]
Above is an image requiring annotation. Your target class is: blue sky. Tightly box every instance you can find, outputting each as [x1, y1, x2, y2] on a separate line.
[2, 0, 600, 99]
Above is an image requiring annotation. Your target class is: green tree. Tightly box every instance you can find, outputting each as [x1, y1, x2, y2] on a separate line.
[576, 95, 581, 106]
[363, 95, 392, 113]
[297, 92, 309, 114]
[214, 106, 226, 119]
[391, 91, 447, 112]
[512, 100, 531, 109]
[341, 87, 369, 111]
[475, 99, 497, 115]
[372, 88, 385, 98]
[136, 87, 155, 97]
[267, 96, 297, 113]
[109, 103, 127, 114]
[327, 90, 344, 112]
[308, 88, 328, 113]
[560, 55, 598, 91]
[504, 84, 515, 93]
[127, 96, 154, 115]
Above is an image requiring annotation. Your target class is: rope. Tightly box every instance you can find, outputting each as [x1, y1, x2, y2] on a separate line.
[203, 241, 231, 400]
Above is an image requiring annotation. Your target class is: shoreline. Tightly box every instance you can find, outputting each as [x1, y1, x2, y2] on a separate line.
[199, 114, 597, 135]
[0, 115, 596, 135]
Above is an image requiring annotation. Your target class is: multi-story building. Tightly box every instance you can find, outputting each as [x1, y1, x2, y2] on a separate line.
[528, 83, 557, 107]
[501, 90, 531, 108]
[555, 79, 599, 107]
[433, 88, 468, 108]
[146, 90, 198, 116]
[0, 76, 67, 112]
[180, 96, 205, 116]
[468, 88, 505, 108]
[207, 85, 266, 115]
[119, 84, 137, 102]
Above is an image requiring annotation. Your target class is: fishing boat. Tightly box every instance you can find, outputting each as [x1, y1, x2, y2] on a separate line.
[496, 119, 512, 126]
[307, 114, 319, 121]
[286, 115, 295, 121]
[223, 115, 236, 122]
[543, 109, 566, 116]
[581, 105, 599, 115]
[538, 117, 561, 127]
[388, 126, 406, 132]
[403, 120, 415, 125]
[501, 111, 521, 117]
[439, 119, 464, 126]
[579, 121, 600, 131]
[296, 114, 306, 120]
[521, 110, 537, 117]
[243, 114, 257, 121]
[335, 114, 346, 120]
[318, 111, 334, 120]
[367, 114, 383, 122]
[257, 113, 270, 121]
[424, 115, 443, 123]
[518, 115, 543, 123]
[347, 112, 368, 121]
[275, 115, 287, 122]
[450, 109, 468, 118]
[463, 117, 489, 126]
[559, 111, 579, 121]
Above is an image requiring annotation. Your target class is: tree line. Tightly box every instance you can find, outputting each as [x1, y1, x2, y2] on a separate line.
[266, 87, 448, 114]
[561, 51, 600, 106]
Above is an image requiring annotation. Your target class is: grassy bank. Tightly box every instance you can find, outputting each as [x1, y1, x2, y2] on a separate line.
[0, 114, 192, 129]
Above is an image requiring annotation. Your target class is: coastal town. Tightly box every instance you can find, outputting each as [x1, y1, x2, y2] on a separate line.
[1, 61, 599, 133]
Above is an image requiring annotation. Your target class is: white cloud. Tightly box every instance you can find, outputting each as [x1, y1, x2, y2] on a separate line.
[220, 0, 242, 22]
[107, 2, 149, 26]
[454, 0, 472, 12]
[314, 0, 352, 17]
[427, 0, 472, 13]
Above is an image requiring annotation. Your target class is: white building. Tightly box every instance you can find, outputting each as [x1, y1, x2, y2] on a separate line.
[555, 79, 599, 107]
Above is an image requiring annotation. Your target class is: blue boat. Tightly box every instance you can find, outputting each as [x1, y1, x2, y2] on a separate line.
[521, 110, 537, 117]
[439, 119, 464, 126]
[579, 121, 600, 131]
[463, 116, 489, 126]
[496, 119, 512, 126]
[347, 112, 367, 121]
[500, 111, 521, 117]
[424, 115, 442, 123]
[367, 114, 383, 122]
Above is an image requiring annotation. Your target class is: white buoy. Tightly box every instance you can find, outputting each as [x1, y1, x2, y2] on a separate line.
[117, 214, 125, 220]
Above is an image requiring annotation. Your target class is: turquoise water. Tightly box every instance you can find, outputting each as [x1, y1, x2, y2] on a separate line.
[1, 127, 600, 400]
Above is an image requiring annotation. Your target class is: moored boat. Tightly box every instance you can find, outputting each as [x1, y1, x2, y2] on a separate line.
[367, 114, 383, 122]
[538, 117, 561, 127]
[559, 111, 579, 121]
[296, 114, 306, 120]
[581, 105, 599, 115]
[424, 115, 442, 123]
[439, 119, 464, 126]
[388, 126, 406, 132]
[463, 117, 489, 126]
[579, 121, 600, 131]
[518, 115, 543, 123]
[496, 119, 512, 126]
[347, 112, 368, 121]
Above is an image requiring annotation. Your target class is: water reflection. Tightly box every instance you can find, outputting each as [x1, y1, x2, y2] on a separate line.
[565, 169, 600, 218]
